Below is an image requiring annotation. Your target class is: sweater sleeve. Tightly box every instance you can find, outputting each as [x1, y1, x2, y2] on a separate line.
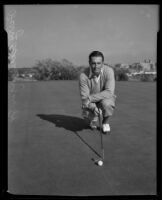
[79, 73, 90, 101]
[89, 67, 115, 103]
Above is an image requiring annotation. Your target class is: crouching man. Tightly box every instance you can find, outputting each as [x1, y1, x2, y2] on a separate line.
[79, 51, 116, 134]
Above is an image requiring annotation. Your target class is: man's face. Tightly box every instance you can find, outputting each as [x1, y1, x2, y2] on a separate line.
[89, 56, 103, 76]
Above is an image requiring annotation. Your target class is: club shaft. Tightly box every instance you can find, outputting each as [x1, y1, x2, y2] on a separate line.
[99, 110, 104, 160]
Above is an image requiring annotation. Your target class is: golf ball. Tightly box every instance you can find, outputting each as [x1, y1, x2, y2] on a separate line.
[98, 160, 103, 166]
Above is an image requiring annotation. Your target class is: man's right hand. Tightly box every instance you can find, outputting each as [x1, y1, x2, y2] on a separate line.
[82, 99, 100, 115]
[94, 107, 100, 115]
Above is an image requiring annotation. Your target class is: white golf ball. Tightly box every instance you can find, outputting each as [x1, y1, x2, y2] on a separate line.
[98, 160, 103, 166]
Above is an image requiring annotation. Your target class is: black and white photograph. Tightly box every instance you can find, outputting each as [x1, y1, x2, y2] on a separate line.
[6, 4, 158, 197]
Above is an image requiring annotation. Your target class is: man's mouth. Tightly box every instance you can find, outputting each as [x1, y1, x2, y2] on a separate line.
[94, 69, 100, 73]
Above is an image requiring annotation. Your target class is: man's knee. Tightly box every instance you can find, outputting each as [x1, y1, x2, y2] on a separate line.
[99, 99, 115, 117]
[101, 99, 114, 109]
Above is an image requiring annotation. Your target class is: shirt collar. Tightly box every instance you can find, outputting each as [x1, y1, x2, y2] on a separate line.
[89, 66, 103, 79]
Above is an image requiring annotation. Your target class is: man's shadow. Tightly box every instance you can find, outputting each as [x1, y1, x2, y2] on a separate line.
[37, 114, 101, 158]
[37, 114, 89, 132]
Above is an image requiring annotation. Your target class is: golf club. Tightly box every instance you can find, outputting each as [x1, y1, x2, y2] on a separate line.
[99, 108, 104, 161]
[94, 108, 104, 166]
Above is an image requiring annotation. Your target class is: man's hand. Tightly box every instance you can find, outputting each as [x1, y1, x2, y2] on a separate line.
[82, 98, 100, 115]
[93, 107, 100, 115]
[82, 98, 91, 109]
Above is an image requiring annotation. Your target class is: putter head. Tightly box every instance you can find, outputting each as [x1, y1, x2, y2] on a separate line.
[94, 159, 104, 166]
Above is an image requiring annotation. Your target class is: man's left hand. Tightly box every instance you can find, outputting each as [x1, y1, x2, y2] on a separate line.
[82, 98, 91, 109]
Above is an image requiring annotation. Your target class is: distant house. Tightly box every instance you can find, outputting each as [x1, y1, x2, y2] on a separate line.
[139, 60, 156, 72]
[28, 74, 33, 78]
[19, 74, 25, 78]
[144, 71, 156, 75]
[139, 62, 151, 72]
[120, 63, 130, 69]
[18, 72, 34, 79]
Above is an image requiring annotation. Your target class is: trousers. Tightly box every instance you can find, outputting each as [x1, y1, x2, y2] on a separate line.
[82, 96, 116, 122]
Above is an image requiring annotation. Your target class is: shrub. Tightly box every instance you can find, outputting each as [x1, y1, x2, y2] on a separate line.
[32, 58, 79, 81]
[8, 68, 17, 81]
[8, 70, 14, 81]
[114, 68, 129, 81]
[140, 74, 154, 82]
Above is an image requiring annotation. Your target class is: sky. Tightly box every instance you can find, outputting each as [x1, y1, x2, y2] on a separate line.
[5, 4, 159, 68]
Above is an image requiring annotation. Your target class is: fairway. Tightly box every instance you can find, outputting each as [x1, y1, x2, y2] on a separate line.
[8, 81, 156, 196]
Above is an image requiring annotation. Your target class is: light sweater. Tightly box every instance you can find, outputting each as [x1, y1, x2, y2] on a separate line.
[79, 64, 116, 105]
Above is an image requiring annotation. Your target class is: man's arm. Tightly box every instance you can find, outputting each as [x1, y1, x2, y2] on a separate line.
[79, 73, 97, 111]
[79, 73, 90, 101]
[89, 67, 115, 103]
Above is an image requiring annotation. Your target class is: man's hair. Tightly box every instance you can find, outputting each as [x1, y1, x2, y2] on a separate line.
[89, 51, 104, 62]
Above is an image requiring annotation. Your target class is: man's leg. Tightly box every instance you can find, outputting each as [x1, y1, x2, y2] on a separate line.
[98, 98, 115, 133]
[82, 102, 99, 129]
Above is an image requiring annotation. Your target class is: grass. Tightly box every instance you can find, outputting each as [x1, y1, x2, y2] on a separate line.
[8, 81, 156, 196]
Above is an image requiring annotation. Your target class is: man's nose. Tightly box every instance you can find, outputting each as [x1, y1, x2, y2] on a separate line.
[96, 64, 100, 68]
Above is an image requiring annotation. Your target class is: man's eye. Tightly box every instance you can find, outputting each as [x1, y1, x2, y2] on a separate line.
[92, 63, 101, 65]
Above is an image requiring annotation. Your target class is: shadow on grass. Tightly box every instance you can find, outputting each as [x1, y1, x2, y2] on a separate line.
[37, 114, 90, 132]
[37, 114, 101, 158]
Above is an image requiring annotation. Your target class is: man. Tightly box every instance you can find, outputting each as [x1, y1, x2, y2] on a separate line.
[79, 51, 116, 134]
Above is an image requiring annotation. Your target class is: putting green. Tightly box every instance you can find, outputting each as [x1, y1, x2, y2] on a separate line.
[8, 81, 156, 195]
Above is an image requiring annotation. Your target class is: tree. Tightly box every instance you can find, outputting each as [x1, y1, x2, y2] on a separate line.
[114, 67, 129, 81]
